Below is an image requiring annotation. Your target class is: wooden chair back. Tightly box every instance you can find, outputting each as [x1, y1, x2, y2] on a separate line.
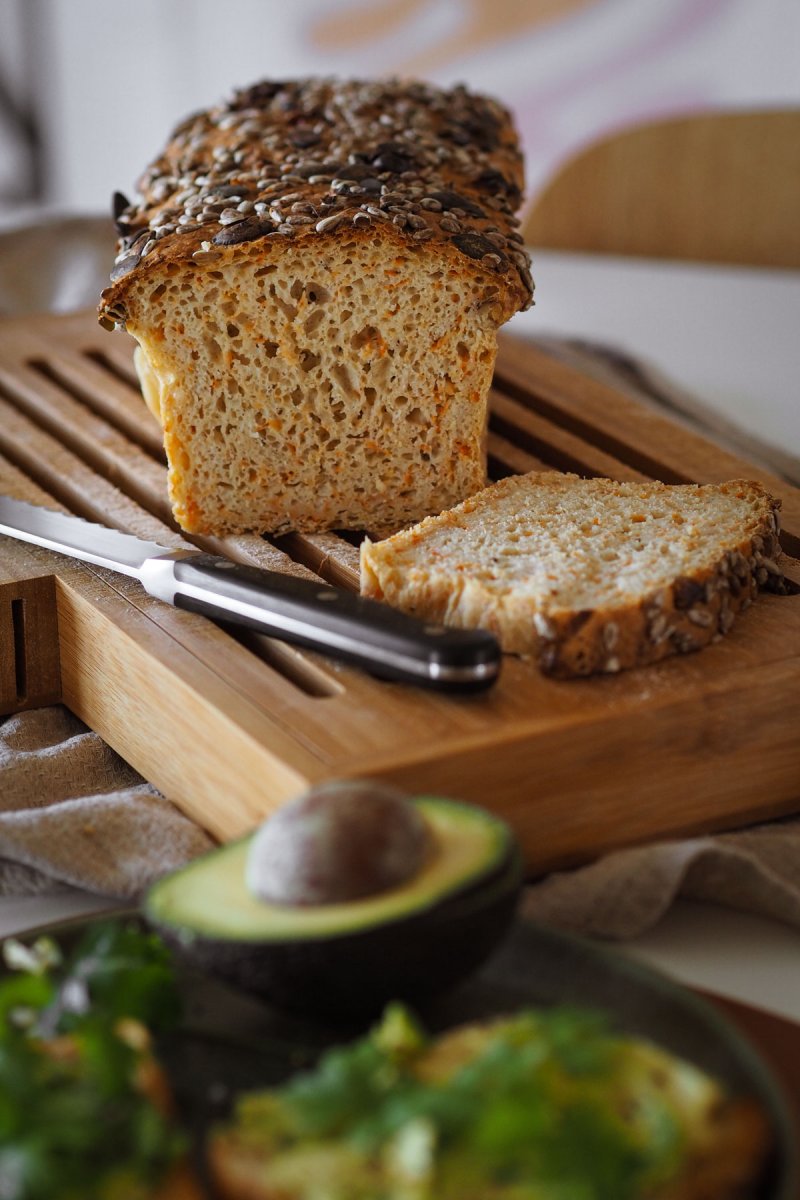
[520, 109, 800, 268]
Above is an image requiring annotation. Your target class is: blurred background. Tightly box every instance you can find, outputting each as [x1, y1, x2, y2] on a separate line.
[2, 0, 799, 225]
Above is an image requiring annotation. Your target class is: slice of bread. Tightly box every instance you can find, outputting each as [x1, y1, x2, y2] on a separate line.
[360, 472, 783, 677]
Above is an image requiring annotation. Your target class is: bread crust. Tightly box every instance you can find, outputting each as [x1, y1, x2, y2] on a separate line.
[360, 473, 784, 678]
[653, 1098, 771, 1200]
[98, 78, 532, 327]
[151, 1159, 207, 1200]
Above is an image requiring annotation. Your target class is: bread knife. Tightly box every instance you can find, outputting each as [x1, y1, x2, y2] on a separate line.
[0, 495, 501, 692]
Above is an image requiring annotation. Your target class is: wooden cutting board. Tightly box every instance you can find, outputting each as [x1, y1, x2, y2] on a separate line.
[1, 309, 798, 870]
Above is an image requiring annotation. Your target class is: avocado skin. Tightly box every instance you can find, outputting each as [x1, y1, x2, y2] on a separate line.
[147, 847, 522, 1019]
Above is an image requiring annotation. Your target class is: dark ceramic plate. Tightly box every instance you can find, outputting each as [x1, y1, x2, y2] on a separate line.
[7, 913, 797, 1199]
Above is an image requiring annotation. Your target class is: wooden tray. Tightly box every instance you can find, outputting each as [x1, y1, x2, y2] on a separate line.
[1, 310, 798, 870]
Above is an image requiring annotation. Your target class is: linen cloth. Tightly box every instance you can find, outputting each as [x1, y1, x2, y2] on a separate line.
[0, 707, 213, 899]
[1, 216, 798, 937]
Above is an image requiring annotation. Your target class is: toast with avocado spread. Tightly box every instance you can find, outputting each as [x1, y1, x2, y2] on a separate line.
[210, 1004, 769, 1200]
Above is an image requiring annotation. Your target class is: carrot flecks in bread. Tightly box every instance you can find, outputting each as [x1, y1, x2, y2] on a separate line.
[360, 472, 783, 678]
[98, 78, 532, 537]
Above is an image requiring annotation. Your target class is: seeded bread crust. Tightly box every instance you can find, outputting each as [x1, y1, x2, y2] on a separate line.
[98, 78, 532, 537]
[360, 473, 783, 678]
[99, 78, 532, 308]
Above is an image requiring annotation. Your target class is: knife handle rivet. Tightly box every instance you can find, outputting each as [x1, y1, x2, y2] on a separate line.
[316, 590, 338, 602]
[214, 561, 236, 570]
[424, 625, 447, 636]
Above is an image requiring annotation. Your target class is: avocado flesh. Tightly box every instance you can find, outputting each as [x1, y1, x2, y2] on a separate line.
[147, 797, 510, 942]
[146, 797, 521, 1017]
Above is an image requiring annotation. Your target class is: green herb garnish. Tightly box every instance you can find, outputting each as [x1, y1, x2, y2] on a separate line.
[0, 921, 185, 1200]
[228, 1004, 701, 1200]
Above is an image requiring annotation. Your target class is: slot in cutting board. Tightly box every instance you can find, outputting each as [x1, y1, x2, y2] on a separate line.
[0, 309, 798, 871]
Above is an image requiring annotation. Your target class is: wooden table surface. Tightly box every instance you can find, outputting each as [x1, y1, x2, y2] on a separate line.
[706, 990, 800, 1136]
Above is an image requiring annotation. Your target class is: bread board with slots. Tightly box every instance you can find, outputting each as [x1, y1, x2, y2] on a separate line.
[0, 308, 798, 872]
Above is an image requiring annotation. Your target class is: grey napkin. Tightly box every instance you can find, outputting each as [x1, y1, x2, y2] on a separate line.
[521, 821, 800, 938]
[0, 707, 213, 898]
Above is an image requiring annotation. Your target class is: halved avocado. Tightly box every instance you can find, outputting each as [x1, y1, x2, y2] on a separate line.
[145, 796, 522, 1018]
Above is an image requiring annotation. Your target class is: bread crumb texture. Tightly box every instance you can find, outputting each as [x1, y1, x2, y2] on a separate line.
[99, 78, 533, 536]
[128, 237, 500, 534]
[360, 472, 783, 677]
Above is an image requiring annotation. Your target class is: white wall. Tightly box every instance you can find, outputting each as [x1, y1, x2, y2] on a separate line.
[7, 0, 800, 220]
[0, 0, 35, 203]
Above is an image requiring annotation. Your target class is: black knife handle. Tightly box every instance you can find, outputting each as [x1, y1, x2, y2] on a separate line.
[139, 552, 501, 692]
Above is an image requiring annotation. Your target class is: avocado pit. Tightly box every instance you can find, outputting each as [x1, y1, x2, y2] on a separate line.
[246, 780, 430, 906]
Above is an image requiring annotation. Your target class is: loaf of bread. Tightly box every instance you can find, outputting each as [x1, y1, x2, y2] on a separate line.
[360, 472, 783, 677]
[98, 78, 533, 536]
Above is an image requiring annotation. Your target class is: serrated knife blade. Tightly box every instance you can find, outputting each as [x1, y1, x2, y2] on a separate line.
[0, 495, 501, 692]
[0, 495, 172, 574]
